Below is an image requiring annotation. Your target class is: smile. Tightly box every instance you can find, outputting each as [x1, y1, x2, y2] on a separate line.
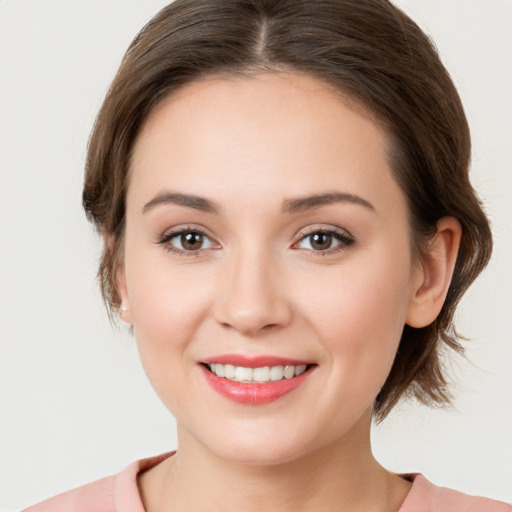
[200, 356, 316, 404]
[206, 363, 308, 383]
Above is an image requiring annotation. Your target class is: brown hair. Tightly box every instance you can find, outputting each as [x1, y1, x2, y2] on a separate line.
[83, 0, 492, 420]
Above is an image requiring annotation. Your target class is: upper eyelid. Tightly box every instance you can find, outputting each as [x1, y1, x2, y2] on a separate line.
[159, 224, 217, 241]
[156, 226, 219, 257]
[291, 226, 355, 252]
[155, 231, 214, 257]
[294, 225, 353, 241]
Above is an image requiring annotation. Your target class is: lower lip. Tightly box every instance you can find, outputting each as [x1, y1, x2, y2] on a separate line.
[200, 365, 313, 405]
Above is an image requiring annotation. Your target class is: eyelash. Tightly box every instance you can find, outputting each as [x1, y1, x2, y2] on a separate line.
[156, 226, 355, 258]
[156, 226, 218, 258]
[293, 228, 355, 255]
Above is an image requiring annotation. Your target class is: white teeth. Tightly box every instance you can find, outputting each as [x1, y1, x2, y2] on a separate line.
[224, 364, 236, 379]
[235, 366, 253, 381]
[283, 365, 295, 379]
[253, 366, 270, 382]
[270, 365, 284, 381]
[208, 363, 309, 382]
[295, 364, 307, 376]
[216, 364, 226, 377]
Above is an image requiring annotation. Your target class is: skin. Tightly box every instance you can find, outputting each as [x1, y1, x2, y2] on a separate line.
[117, 72, 461, 511]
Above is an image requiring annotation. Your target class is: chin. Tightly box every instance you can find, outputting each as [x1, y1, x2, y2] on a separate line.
[191, 420, 333, 467]
[213, 439, 306, 466]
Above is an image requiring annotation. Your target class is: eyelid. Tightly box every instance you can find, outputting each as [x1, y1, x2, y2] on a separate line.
[156, 224, 220, 256]
[292, 225, 355, 254]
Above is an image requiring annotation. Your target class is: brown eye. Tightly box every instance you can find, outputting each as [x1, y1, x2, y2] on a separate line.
[180, 232, 204, 251]
[159, 229, 215, 253]
[296, 229, 354, 253]
[309, 232, 333, 251]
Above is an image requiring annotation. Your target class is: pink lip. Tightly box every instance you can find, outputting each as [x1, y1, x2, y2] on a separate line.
[199, 355, 316, 405]
[201, 354, 312, 368]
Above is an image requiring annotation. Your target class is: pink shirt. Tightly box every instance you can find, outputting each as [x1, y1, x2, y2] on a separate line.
[23, 452, 511, 512]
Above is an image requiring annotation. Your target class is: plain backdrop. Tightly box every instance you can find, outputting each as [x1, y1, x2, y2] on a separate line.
[0, 1, 511, 510]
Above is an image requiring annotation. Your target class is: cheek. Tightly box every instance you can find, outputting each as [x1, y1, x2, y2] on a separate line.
[297, 252, 412, 386]
[125, 227, 211, 326]
[127, 272, 210, 415]
[124, 243, 215, 386]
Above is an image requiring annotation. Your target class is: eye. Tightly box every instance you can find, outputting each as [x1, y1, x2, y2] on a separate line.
[295, 229, 354, 253]
[157, 228, 217, 255]
[172, 231, 213, 251]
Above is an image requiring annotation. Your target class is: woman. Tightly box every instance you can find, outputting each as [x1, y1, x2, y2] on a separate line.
[21, 0, 510, 510]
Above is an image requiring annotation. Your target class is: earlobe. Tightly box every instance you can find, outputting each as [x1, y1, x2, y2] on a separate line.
[103, 232, 133, 325]
[116, 265, 134, 325]
[106, 231, 133, 325]
[405, 217, 462, 328]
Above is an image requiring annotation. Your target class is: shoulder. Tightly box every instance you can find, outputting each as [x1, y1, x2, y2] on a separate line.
[21, 475, 115, 512]
[400, 474, 511, 512]
[21, 452, 175, 512]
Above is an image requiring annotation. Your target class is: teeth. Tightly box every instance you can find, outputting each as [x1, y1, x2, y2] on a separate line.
[208, 363, 309, 383]
[224, 364, 236, 379]
[295, 364, 307, 376]
[270, 365, 284, 381]
[235, 366, 253, 381]
[253, 366, 270, 382]
[216, 364, 226, 377]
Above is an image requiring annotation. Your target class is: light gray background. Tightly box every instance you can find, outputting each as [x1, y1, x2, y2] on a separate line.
[1, 1, 511, 510]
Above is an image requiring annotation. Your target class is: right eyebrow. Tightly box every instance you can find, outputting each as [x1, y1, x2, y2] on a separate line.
[142, 191, 220, 215]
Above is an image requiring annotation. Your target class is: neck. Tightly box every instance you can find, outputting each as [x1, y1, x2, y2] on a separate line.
[142, 410, 411, 512]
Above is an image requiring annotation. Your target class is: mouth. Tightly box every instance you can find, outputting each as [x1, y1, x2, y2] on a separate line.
[199, 356, 317, 404]
[202, 362, 314, 383]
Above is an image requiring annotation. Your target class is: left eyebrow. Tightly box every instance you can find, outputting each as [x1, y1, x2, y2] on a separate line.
[282, 192, 375, 214]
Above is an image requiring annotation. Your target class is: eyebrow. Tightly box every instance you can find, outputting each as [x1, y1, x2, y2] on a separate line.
[282, 192, 375, 214]
[142, 190, 375, 215]
[142, 192, 220, 214]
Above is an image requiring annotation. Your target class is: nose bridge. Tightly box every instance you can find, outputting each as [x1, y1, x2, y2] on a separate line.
[214, 240, 291, 335]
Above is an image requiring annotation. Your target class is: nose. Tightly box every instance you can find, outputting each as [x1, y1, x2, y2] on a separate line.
[213, 246, 293, 336]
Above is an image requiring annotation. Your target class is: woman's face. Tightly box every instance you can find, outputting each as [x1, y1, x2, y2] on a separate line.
[121, 73, 423, 464]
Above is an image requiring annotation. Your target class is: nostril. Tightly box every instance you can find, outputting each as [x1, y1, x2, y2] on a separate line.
[212, 267, 293, 334]
[215, 307, 288, 335]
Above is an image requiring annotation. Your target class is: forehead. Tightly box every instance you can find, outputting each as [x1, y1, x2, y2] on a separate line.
[128, 72, 404, 217]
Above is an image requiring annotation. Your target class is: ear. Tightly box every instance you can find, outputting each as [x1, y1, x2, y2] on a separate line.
[406, 217, 462, 328]
[104, 233, 133, 325]
[116, 264, 134, 325]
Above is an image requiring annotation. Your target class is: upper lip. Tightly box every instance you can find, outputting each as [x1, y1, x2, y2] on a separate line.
[201, 354, 314, 368]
